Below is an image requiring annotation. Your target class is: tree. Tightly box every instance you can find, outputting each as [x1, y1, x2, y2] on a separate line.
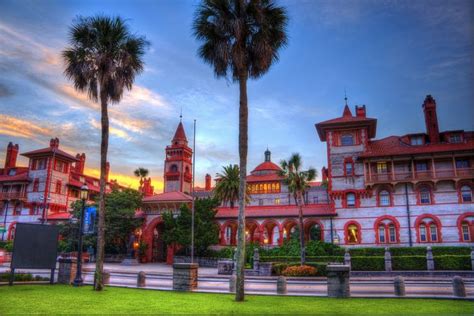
[134, 167, 149, 182]
[162, 198, 220, 256]
[213, 164, 250, 208]
[279, 153, 316, 265]
[62, 16, 148, 290]
[193, 0, 288, 301]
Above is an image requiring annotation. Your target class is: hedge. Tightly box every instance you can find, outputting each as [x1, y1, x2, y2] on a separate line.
[434, 255, 471, 270]
[351, 256, 385, 271]
[260, 256, 343, 263]
[272, 262, 328, 276]
[389, 247, 426, 256]
[431, 247, 471, 256]
[0, 273, 49, 282]
[392, 255, 427, 270]
[349, 248, 385, 257]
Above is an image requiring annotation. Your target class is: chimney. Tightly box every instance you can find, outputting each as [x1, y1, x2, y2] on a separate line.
[422, 95, 440, 143]
[49, 137, 59, 148]
[75, 153, 86, 174]
[105, 162, 110, 182]
[205, 173, 212, 191]
[4, 142, 19, 170]
[322, 167, 328, 183]
[355, 105, 366, 118]
[140, 177, 154, 197]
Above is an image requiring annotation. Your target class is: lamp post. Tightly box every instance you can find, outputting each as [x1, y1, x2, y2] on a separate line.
[73, 183, 89, 287]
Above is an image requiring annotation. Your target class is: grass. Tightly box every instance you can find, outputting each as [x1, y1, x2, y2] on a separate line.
[0, 285, 472, 315]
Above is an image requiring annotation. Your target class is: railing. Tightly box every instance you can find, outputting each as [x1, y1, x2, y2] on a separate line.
[0, 192, 27, 200]
[366, 168, 474, 184]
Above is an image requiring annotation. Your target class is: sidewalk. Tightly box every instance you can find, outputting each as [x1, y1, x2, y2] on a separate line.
[83, 262, 218, 276]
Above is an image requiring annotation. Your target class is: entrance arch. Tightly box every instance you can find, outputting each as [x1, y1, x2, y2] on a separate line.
[142, 217, 168, 263]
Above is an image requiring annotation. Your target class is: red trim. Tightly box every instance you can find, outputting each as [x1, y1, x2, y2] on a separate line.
[343, 157, 355, 177]
[457, 212, 474, 242]
[457, 182, 473, 204]
[221, 220, 238, 246]
[7, 221, 17, 240]
[414, 214, 442, 243]
[303, 218, 324, 241]
[142, 217, 164, 263]
[376, 185, 394, 207]
[415, 183, 435, 205]
[373, 215, 400, 244]
[344, 220, 362, 244]
[342, 191, 360, 208]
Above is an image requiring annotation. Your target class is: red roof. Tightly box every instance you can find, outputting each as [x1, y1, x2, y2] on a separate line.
[21, 147, 78, 161]
[251, 161, 281, 173]
[216, 204, 335, 218]
[308, 181, 322, 187]
[360, 135, 474, 158]
[247, 173, 284, 182]
[0, 168, 29, 183]
[143, 191, 193, 203]
[172, 122, 187, 143]
[316, 106, 377, 141]
[47, 212, 71, 220]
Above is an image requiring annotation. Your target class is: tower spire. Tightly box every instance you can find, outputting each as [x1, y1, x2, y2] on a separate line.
[180, 107, 183, 122]
[344, 88, 348, 106]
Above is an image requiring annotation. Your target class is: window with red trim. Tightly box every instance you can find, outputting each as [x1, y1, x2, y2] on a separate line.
[344, 157, 354, 176]
[341, 134, 354, 146]
[460, 185, 472, 203]
[55, 180, 62, 194]
[378, 190, 391, 206]
[346, 193, 356, 207]
[418, 186, 432, 204]
[461, 222, 472, 241]
[346, 222, 361, 244]
[417, 217, 441, 243]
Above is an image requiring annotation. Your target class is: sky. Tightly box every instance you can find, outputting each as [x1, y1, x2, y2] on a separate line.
[0, 0, 473, 190]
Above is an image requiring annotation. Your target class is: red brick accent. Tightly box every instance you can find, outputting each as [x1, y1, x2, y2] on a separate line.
[373, 215, 400, 244]
[414, 214, 442, 243]
[457, 212, 474, 242]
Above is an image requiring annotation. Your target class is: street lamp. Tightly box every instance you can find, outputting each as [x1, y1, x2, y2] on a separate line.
[73, 183, 89, 287]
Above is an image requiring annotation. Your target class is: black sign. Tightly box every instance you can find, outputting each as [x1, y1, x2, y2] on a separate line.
[11, 223, 59, 269]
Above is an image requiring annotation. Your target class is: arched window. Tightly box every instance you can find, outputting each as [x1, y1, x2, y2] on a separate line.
[346, 193, 356, 207]
[170, 164, 178, 173]
[345, 222, 361, 244]
[461, 222, 471, 241]
[271, 226, 279, 246]
[225, 226, 232, 245]
[378, 225, 386, 243]
[341, 134, 354, 146]
[379, 190, 390, 206]
[416, 215, 441, 243]
[375, 216, 399, 244]
[419, 187, 431, 204]
[461, 185, 472, 203]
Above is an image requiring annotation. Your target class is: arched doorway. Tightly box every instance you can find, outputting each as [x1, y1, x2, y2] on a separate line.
[152, 222, 166, 262]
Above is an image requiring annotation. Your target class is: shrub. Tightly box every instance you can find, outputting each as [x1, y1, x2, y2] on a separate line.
[282, 265, 317, 277]
[435, 255, 471, 270]
[431, 247, 471, 256]
[272, 262, 328, 276]
[392, 255, 426, 270]
[389, 247, 426, 256]
[0, 273, 49, 282]
[260, 255, 343, 263]
[350, 247, 384, 257]
[351, 256, 385, 271]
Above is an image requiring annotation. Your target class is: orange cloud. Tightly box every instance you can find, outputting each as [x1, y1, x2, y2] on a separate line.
[84, 167, 164, 191]
[0, 114, 52, 139]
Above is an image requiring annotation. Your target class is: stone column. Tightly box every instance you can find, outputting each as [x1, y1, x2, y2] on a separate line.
[384, 247, 392, 272]
[137, 271, 146, 288]
[452, 276, 466, 298]
[344, 248, 351, 269]
[426, 247, 434, 271]
[103, 270, 111, 285]
[173, 263, 198, 291]
[394, 276, 405, 297]
[253, 248, 260, 271]
[277, 276, 287, 295]
[470, 247, 474, 271]
[57, 257, 77, 285]
[326, 264, 351, 298]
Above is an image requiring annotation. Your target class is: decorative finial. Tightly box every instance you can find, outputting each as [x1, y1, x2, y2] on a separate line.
[180, 107, 183, 122]
[344, 88, 348, 106]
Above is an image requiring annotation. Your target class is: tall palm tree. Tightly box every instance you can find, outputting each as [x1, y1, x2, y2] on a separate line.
[193, 0, 288, 301]
[279, 153, 316, 266]
[134, 167, 149, 182]
[213, 164, 250, 208]
[63, 16, 148, 291]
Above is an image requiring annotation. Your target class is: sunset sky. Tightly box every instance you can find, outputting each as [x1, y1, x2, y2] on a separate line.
[0, 0, 473, 190]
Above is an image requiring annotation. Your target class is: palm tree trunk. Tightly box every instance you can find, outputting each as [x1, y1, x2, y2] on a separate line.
[297, 191, 305, 266]
[235, 72, 248, 302]
[94, 91, 109, 291]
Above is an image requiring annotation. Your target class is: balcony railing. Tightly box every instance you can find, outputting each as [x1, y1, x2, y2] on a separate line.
[0, 192, 27, 200]
[366, 168, 474, 184]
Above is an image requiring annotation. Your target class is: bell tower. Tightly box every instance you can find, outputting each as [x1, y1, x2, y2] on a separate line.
[163, 120, 193, 194]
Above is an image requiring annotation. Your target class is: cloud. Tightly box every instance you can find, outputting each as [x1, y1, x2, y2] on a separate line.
[0, 83, 13, 97]
[0, 114, 53, 140]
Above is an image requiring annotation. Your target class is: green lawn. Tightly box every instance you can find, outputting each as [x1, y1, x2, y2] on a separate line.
[0, 285, 472, 315]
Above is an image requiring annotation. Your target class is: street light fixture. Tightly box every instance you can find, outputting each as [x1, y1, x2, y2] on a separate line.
[73, 183, 89, 287]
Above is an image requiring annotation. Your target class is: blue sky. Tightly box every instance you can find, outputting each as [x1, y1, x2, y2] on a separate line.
[0, 0, 472, 189]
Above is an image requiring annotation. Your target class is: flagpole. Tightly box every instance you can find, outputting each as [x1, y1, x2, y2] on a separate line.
[191, 119, 196, 263]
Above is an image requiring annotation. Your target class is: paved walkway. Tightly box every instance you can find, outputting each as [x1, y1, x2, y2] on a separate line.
[82, 262, 218, 276]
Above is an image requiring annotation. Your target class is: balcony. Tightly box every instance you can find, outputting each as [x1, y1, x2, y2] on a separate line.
[0, 192, 27, 200]
[366, 168, 474, 185]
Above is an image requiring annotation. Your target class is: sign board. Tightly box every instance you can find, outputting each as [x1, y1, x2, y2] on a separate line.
[83, 206, 97, 234]
[11, 223, 59, 269]
[0, 225, 5, 233]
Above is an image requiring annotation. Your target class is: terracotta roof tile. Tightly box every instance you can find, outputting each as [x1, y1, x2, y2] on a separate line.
[21, 147, 78, 161]
[251, 161, 281, 173]
[143, 191, 193, 203]
[216, 204, 335, 218]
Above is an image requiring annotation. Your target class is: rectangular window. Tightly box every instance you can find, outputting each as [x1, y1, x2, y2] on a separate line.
[345, 162, 353, 176]
[274, 198, 280, 205]
[389, 226, 396, 243]
[313, 196, 319, 204]
[420, 190, 431, 204]
[341, 134, 354, 146]
[449, 134, 462, 143]
[462, 224, 470, 241]
[378, 226, 385, 243]
[376, 162, 387, 174]
[420, 225, 427, 242]
[410, 136, 424, 145]
[346, 193, 356, 207]
[456, 159, 469, 169]
[55, 180, 62, 194]
[430, 224, 438, 242]
[33, 179, 39, 192]
[258, 199, 263, 206]
[416, 162, 428, 171]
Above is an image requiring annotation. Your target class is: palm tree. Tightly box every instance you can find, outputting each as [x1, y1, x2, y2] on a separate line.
[193, 0, 288, 301]
[134, 167, 149, 182]
[63, 16, 148, 291]
[213, 164, 250, 208]
[279, 153, 316, 266]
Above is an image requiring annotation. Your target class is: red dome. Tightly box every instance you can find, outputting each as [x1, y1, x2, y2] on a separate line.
[251, 161, 281, 173]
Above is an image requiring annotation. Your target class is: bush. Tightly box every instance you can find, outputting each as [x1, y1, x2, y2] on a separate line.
[282, 265, 317, 277]
[351, 256, 385, 271]
[435, 255, 471, 270]
[350, 247, 384, 257]
[389, 247, 426, 256]
[431, 247, 471, 256]
[0, 272, 49, 282]
[260, 255, 343, 263]
[2, 240, 14, 252]
[392, 255, 426, 270]
[272, 262, 328, 276]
